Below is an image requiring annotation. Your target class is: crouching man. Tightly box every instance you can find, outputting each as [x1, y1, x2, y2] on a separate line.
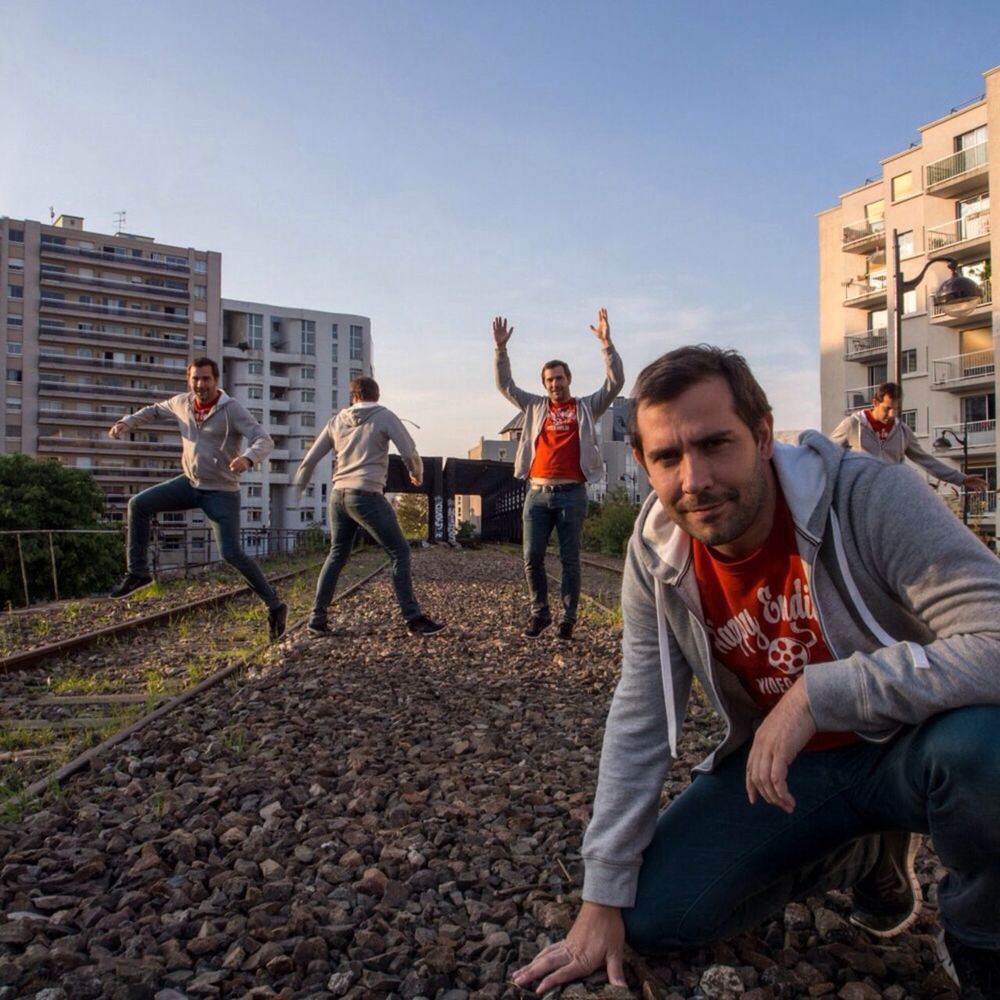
[513, 346, 1000, 999]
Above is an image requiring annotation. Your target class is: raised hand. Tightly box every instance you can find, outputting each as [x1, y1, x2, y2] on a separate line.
[108, 420, 129, 439]
[964, 474, 990, 493]
[229, 456, 251, 474]
[590, 307, 611, 346]
[492, 316, 513, 348]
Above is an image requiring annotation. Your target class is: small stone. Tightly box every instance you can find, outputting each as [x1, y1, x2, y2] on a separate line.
[700, 964, 745, 998]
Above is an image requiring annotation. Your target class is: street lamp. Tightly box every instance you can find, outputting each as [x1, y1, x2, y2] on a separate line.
[933, 427, 970, 525]
[891, 230, 983, 403]
[620, 472, 638, 504]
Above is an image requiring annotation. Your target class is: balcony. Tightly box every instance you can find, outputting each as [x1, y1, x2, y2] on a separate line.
[843, 275, 888, 308]
[926, 211, 991, 258]
[931, 349, 996, 392]
[40, 240, 191, 273]
[40, 322, 189, 351]
[38, 435, 180, 453]
[40, 267, 188, 299]
[931, 420, 997, 455]
[40, 297, 190, 326]
[90, 466, 175, 479]
[843, 328, 888, 362]
[966, 491, 998, 524]
[844, 384, 878, 412]
[841, 218, 886, 255]
[38, 380, 177, 400]
[930, 278, 992, 325]
[38, 353, 190, 378]
[925, 141, 989, 198]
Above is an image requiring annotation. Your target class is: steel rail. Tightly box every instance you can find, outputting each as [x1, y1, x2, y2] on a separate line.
[0, 561, 325, 673]
[13, 560, 390, 805]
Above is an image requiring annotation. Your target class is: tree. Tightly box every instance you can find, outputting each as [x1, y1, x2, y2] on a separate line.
[582, 488, 640, 557]
[391, 492, 428, 539]
[0, 454, 122, 606]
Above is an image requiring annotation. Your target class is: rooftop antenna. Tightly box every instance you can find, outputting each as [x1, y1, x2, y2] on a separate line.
[113, 210, 127, 234]
[49, 206, 55, 221]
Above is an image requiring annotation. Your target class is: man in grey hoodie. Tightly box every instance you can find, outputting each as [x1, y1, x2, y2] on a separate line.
[830, 381, 988, 491]
[293, 376, 444, 637]
[513, 347, 1000, 999]
[107, 358, 286, 641]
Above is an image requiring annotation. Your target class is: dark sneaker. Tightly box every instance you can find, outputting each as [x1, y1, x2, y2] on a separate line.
[937, 931, 1000, 999]
[407, 615, 445, 636]
[268, 603, 287, 642]
[307, 622, 334, 637]
[522, 615, 552, 638]
[109, 573, 153, 599]
[850, 831, 921, 937]
[557, 621, 574, 640]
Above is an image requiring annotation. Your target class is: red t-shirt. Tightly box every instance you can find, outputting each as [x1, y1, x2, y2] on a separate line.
[692, 490, 857, 752]
[863, 409, 893, 442]
[192, 392, 220, 428]
[528, 400, 584, 481]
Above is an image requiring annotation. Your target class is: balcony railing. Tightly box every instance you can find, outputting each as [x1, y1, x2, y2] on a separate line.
[38, 435, 180, 453]
[926, 211, 991, 253]
[925, 141, 988, 189]
[841, 217, 886, 251]
[40, 266, 189, 299]
[843, 275, 888, 306]
[40, 240, 191, 273]
[40, 322, 189, 350]
[966, 490, 998, 520]
[40, 297, 189, 325]
[38, 380, 178, 398]
[844, 328, 888, 361]
[931, 349, 995, 388]
[931, 278, 992, 319]
[844, 384, 878, 412]
[931, 420, 997, 451]
[38, 353, 189, 377]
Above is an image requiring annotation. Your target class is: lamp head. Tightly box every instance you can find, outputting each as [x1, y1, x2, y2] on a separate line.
[933, 261, 983, 317]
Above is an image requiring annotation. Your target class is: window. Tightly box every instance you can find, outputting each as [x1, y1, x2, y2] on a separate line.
[5, 424, 20, 438]
[868, 308, 887, 332]
[8, 258, 24, 271]
[895, 230, 913, 260]
[246, 508, 262, 523]
[956, 125, 987, 152]
[301, 319, 316, 356]
[249, 407, 263, 421]
[900, 410, 917, 432]
[7, 397, 21, 409]
[8, 229, 23, 243]
[247, 385, 263, 399]
[350, 325, 364, 360]
[301, 509, 315, 523]
[331, 390, 338, 409]
[247, 361, 263, 375]
[902, 289, 918, 314]
[300, 437, 313, 448]
[891, 171, 913, 201]
[247, 484, 262, 498]
[7, 315, 22, 327]
[193, 260, 207, 274]
[301, 365, 315, 379]
[193, 336, 206, 348]
[300, 413, 315, 427]
[7, 368, 22, 383]
[301, 388, 315, 402]
[193, 285, 206, 299]
[864, 200, 884, 224]
[238, 313, 260, 352]
[193, 310, 207, 324]
[350, 367, 362, 381]
[7, 343, 21, 355]
[331, 366, 338, 383]
[901, 349, 919, 375]
[7, 285, 23, 298]
[331, 323, 338, 342]
[962, 393, 996, 425]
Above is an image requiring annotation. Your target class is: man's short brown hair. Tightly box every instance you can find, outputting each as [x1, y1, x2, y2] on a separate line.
[629, 345, 772, 453]
[873, 381, 900, 402]
[540, 360, 571, 382]
[350, 376, 380, 402]
[187, 357, 219, 378]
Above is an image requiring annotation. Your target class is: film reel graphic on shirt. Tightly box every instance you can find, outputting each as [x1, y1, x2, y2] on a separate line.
[766, 622, 818, 675]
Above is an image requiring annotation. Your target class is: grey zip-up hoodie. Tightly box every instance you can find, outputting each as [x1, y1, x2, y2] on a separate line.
[494, 343, 625, 482]
[582, 430, 1000, 907]
[119, 391, 272, 492]
[830, 410, 965, 485]
[293, 403, 422, 494]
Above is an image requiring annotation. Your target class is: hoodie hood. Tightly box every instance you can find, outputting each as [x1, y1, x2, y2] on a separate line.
[337, 403, 387, 429]
[636, 430, 845, 586]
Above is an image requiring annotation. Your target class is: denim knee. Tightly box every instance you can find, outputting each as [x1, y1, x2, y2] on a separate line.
[922, 706, 1000, 798]
[624, 904, 718, 954]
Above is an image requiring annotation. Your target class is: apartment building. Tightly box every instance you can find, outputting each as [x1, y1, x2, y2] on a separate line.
[0, 213, 221, 534]
[221, 301, 372, 532]
[818, 65, 999, 541]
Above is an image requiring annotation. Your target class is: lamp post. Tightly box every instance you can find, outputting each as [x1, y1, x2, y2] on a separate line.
[891, 230, 983, 403]
[620, 472, 638, 504]
[933, 427, 970, 525]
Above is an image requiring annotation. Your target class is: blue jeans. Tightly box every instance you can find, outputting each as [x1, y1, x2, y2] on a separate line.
[624, 706, 1000, 952]
[523, 483, 588, 623]
[127, 475, 280, 610]
[310, 489, 421, 626]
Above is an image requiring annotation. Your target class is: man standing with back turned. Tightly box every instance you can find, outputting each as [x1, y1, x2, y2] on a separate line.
[513, 346, 1000, 999]
[493, 308, 624, 640]
[293, 375, 444, 637]
[830, 380, 988, 491]
[107, 357, 287, 641]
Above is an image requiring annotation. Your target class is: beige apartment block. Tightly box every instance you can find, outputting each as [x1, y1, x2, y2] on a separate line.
[221, 301, 372, 532]
[818, 65, 999, 541]
[0, 213, 221, 534]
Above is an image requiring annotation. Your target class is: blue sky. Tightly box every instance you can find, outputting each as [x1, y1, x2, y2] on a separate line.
[3, 1, 999, 457]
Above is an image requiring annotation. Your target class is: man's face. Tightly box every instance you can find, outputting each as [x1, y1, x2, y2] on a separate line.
[634, 376, 775, 558]
[542, 365, 571, 404]
[188, 365, 218, 403]
[870, 393, 898, 423]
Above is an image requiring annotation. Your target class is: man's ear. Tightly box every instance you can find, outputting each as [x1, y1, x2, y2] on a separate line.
[632, 445, 647, 473]
[757, 414, 775, 460]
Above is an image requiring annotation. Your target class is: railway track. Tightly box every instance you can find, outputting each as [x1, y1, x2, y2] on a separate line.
[0, 552, 389, 806]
